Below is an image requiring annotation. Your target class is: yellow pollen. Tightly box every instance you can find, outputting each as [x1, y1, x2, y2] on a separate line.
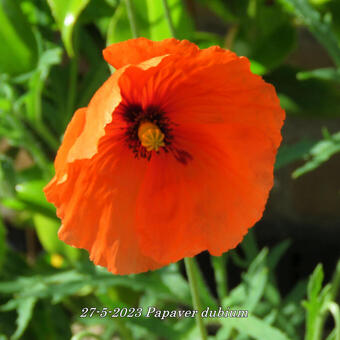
[138, 121, 165, 152]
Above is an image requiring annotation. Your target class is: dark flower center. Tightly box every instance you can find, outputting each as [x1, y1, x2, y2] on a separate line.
[119, 103, 192, 164]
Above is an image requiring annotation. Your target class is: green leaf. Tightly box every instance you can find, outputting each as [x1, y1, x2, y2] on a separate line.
[71, 331, 101, 340]
[267, 240, 292, 270]
[329, 1, 340, 44]
[216, 323, 233, 340]
[220, 314, 291, 340]
[158, 263, 191, 304]
[278, 93, 300, 113]
[327, 302, 340, 340]
[11, 297, 37, 340]
[126, 315, 182, 340]
[250, 59, 267, 75]
[330, 260, 340, 300]
[222, 284, 247, 308]
[20, 46, 62, 151]
[229, 249, 248, 268]
[251, 23, 296, 71]
[0, 247, 29, 278]
[278, 0, 340, 67]
[307, 264, 324, 301]
[303, 264, 330, 340]
[81, 0, 117, 24]
[283, 279, 308, 307]
[243, 249, 269, 312]
[292, 131, 340, 178]
[30, 301, 72, 340]
[14, 180, 56, 218]
[106, 3, 131, 45]
[78, 28, 110, 106]
[269, 66, 340, 117]
[145, 0, 194, 40]
[264, 283, 281, 307]
[310, 0, 332, 5]
[107, 0, 194, 44]
[0, 266, 190, 340]
[33, 213, 79, 261]
[195, 0, 236, 23]
[106, 2, 149, 45]
[246, 267, 268, 312]
[240, 230, 259, 263]
[191, 31, 224, 50]
[0, 89, 51, 173]
[235, 1, 297, 71]
[47, 0, 91, 57]
[25, 47, 63, 124]
[297, 67, 340, 82]
[0, 0, 37, 75]
[326, 329, 337, 340]
[35, 212, 61, 253]
[224, 249, 270, 312]
[275, 139, 317, 169]
[276, 313, 302, 340]
[246, 247, 267, 277]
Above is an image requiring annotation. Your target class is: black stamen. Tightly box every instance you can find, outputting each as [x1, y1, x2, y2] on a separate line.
[118, 102, 192, 164]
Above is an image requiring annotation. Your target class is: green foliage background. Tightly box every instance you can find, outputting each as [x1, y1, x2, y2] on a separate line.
[0, 0, 340, 339]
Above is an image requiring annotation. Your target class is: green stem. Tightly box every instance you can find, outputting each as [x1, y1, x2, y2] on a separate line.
[184, 257, 208, 340]
[124, 0, 139, 38]
[162, 0, 176, 38]
[305, 310, 324, 340]
[211, 254, 228, 301]
[306, 260, 340, 340]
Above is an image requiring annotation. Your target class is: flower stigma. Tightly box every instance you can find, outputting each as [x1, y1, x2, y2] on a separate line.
[138, 121, 165, 152]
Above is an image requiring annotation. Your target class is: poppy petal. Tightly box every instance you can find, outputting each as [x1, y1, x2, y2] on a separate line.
[131, 54, 284, 264]
[135, 121, 278, 264]
[45, 38, 285, 275]
[103, 37, 198, 69]
[47, 136, 163, 274]
[44, 107, 86, 193]
[68, 55, 168, 162]
[166, 58, 284, 147]
[103, 37, 238, 70]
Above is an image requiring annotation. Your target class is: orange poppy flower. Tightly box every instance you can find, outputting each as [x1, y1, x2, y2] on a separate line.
[44, 38, 285, 275]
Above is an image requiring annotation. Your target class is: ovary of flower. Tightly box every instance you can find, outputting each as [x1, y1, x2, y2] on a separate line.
[138, 121, 165, 152]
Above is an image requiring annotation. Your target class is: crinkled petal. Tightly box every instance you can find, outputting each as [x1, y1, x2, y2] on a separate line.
[45, 38, 285, 274]
[44, 107, 86, 191]
[68, 55, 168, 162]
[103, 37, 198, 69]
[135, 121, 279, 264]
[46, 131, 163, 275]
[103, 37, 237, 70]
[131, 55, 284, 264]
[166, 58, 284, 147]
